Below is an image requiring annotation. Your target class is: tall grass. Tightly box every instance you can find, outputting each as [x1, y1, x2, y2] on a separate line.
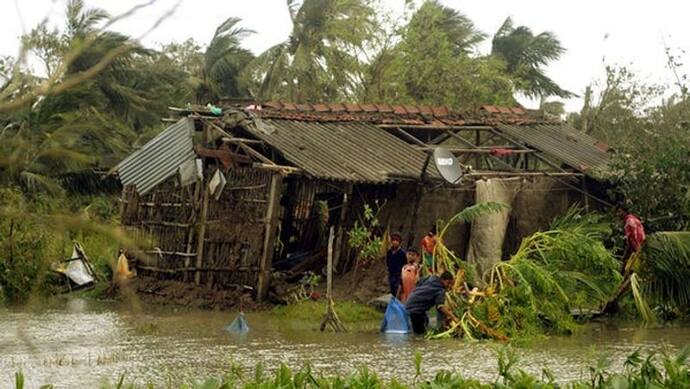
[0, 188, 121, 304]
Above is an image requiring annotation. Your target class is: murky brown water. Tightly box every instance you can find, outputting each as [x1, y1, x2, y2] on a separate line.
[2, 298, 689, 388]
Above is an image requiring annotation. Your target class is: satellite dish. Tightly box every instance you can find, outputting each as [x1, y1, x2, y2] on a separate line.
[433, 147, 463, 185]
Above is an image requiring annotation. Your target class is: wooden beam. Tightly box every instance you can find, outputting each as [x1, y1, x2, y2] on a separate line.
[413, 147, 536, 154]
[221, 137, 264, 145]
[466, 171, 584, 177]
[238, 142, 276, 165]
[487, 128, 614, 207]
[445, 131, 517, 171]
[379, 124, 494, 131]
[394, 127, 427, 146]
[488, 128, 568, 172]
[198, 116, 236, 140]
[257, 173, 283, 302]
[252, 163, 302, 174]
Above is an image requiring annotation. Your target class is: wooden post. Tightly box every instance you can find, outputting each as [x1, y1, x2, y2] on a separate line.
[327, 226, 334, 300]
[194, 184, 210, 285]
[333, 183, 353, 271]
[257, 173, 283, 302]
[184, 182, 200, 283]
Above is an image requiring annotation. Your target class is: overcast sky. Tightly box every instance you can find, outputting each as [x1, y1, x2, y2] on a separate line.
[2, 0, 689, 112]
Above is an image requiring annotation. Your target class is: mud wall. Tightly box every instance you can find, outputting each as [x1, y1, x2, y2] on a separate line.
[345, 177, 581, 264]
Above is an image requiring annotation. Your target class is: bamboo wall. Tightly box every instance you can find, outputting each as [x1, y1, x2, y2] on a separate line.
[121, 168, 278, 292]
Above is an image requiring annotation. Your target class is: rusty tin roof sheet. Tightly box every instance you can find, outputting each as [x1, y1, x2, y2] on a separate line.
[496, 123, 609, 173]
[247, 119, 440, 183]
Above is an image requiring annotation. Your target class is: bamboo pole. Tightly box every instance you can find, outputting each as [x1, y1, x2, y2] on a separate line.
[320, 227, 346, 332]
[194, 185, 210, 285]
[333, 183, 353, 271]
[327, 225, 334, 300]
[257, 173, 282, 302]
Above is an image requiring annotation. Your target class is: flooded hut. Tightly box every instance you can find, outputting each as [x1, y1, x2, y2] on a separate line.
[114, 102, 610, 301]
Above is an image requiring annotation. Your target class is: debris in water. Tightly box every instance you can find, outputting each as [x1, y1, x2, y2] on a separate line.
[226, 312, 250, 334]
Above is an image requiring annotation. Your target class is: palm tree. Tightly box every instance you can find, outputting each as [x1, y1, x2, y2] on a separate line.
[0, 0, 158, 193]
[195, 17, 255, 103]
[408, 0, 485, 56]
[491, 17, 573, 99]
[248, 0, 377, 102]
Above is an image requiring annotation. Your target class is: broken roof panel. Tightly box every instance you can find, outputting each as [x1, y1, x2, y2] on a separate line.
[245, 119, 440, 183]
[496, 123, 609, 173]
[116, 118, 195, 195]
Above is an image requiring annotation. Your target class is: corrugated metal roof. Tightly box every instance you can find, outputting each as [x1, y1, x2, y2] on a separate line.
[116, 118, 195, 195]
[246, 119, 440, 183]
[496, 123, 609, 173]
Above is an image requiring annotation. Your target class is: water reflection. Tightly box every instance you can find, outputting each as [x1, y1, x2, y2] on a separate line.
[1, 299, 688, 387]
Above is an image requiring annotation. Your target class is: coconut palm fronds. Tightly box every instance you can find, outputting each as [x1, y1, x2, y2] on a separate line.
[637, 232, 690, 308]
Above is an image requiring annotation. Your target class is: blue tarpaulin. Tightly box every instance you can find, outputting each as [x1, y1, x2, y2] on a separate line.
[380, 297, 411, 334]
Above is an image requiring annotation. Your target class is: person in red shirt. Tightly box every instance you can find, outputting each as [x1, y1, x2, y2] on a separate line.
[397, 247, 421, 303]
[420, 226, 437, 273]
[617, 206, 646, 261]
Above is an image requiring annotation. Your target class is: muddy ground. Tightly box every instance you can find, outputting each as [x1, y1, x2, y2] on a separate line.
[110, 257, 390, 311]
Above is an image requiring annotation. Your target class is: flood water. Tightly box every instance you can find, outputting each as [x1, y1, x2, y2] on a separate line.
[2, 298, 689, 388]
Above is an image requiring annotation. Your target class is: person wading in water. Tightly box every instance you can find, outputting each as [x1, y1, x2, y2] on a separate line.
[397, 247, 421, 303]
[405, 271, 459, 335]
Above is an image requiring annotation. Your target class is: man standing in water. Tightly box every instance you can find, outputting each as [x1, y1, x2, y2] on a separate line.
[386, 232, 406, 297]
[405, 271, 458, 335]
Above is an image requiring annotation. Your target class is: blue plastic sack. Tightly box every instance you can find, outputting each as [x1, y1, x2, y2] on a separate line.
[225, 312, 250, 334]
[380, 297, 411, 334]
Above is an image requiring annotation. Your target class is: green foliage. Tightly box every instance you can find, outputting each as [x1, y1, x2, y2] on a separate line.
[365, 1, 515, 110]
[0, 188, 121, 304]
[636, 232, 690, 308]
[435, 201, 510, 276]
[572, 65, 690, 231]
[491, 17, 573, 99]
[608, 134, 690, 231]
[0, 189, 60, 303]
[347, 202, 386, 264]
[247, 0, 378, 102]
[434, 207, 622, 341]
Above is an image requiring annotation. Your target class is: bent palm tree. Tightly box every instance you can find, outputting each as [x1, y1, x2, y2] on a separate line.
[408, 0, 485, 56]
[248, 0, 377, 102]
[491, 17, 574, 99]
[196, 17, 254, 103]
